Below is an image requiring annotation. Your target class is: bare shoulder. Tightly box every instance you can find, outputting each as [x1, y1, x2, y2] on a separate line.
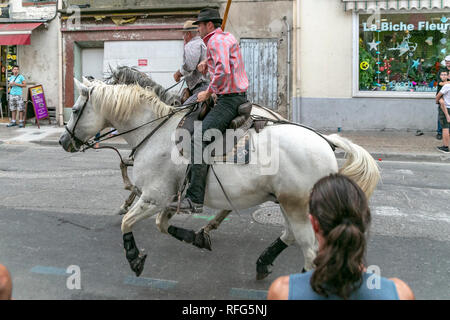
[267, 276, 289, 300]
[389, 278, 415, 300]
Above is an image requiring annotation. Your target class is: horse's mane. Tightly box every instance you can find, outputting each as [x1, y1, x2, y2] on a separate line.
[91, 82, 174, 122]
[105, 66, 182, 107]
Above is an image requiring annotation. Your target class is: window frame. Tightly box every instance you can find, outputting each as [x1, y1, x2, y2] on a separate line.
[352, 10, 449, 99]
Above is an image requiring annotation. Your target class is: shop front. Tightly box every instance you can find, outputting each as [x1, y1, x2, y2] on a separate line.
[357, 10, 450, 95]
[0, 23, 42, 121]
[293, 0, 450, 131]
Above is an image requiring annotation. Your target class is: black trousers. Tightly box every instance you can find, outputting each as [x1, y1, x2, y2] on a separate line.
[186, 93, 247, 204]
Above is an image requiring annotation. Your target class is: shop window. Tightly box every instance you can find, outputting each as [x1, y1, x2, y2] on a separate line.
[358, 12, 450, 93]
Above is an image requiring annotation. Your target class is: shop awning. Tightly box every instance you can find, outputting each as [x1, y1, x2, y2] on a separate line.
[0, 23, 42, 45]
[343, 0, 450, 11]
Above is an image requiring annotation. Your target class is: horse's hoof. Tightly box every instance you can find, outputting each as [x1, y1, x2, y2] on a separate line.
[256, 263, 272, 280]
[193, 229, 212, 251]
[130, 254, 147, 277]
[117, 208, 127, 215]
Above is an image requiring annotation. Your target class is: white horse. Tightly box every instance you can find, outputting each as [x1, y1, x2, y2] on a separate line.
[59, 78, 380, 279]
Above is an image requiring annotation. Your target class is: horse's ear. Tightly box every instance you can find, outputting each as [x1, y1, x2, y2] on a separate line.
[82, 76, 91, 86]
[74, 78, 89, 96]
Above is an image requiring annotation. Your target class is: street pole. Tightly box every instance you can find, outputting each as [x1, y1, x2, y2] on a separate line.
[221, 0, 232, 31]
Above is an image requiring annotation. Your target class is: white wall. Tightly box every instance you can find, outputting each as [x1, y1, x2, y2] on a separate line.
[18, 20, 59, 110]
[298, 0, 353, 98]
[9, 0, 57, 20]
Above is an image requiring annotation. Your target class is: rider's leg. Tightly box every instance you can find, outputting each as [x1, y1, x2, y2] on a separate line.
[170, 93, 247, 213]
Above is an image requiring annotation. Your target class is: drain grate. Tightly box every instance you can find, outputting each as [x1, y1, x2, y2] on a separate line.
[252, 203, 284, 226]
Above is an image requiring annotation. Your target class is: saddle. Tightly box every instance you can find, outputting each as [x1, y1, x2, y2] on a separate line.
[175, 97, 265, 160]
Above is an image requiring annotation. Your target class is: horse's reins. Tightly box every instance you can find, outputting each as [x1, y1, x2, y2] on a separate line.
[163, 78, 185, 94]
[83, 101, 200, 160]
[66, 86, 199, 164]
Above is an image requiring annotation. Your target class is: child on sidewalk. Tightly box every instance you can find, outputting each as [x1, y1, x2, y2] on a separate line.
[435, 70, 450, 153]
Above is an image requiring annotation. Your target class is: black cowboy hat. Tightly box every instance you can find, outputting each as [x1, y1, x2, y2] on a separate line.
[193, 8, 223, 25]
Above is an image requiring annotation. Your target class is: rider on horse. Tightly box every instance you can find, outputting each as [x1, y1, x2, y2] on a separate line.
[173, 20, 209, 105]
[168, 8, 249, 214]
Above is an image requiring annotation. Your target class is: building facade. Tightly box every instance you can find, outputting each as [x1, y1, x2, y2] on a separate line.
[61, 0, 293, 121]
[292, 0, 450, 131]
[0, 0, 59, 123]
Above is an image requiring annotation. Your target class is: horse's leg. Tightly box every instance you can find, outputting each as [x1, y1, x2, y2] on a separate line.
[256, 206, 295, 280]
[192, 209, 232, 250]
[117, 191, 137, 215]
[279, 196, 318, 272]
[121, 197, 160, 277]
[155, 209, 200, 246]
[155, 209, 232, 251]
[120, 161, 134, 191]
[202, 209, 232, 233]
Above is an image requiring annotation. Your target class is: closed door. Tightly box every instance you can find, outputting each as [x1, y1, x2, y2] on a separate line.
[240, 39, 278, 109]
[82, 48, 104, 80]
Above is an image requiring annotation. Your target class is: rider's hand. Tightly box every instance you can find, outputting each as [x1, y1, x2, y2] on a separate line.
[173, 70, 182, 82]
[197, 90, 211, 102]
[446, 115, 450, 123]
[197, 61, 207, 74]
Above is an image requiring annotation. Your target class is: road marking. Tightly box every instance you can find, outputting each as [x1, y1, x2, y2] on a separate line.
[395, 169, 414, 175]
[229, 288, 267, 300]
[373, 206, 450, 223]
[193, 215, 230, 222]
[373, 206, 408, 218]
[30, 266, 68, 276]
[124, 276, 177, 290]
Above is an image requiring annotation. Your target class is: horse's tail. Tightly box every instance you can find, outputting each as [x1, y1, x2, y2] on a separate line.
[325, 134, 380, 198]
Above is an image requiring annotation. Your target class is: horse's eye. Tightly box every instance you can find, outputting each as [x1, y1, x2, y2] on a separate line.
[72, 108, 79, 115]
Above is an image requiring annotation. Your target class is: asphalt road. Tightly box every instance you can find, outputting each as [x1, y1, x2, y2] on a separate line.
[0, 143, 449, 300]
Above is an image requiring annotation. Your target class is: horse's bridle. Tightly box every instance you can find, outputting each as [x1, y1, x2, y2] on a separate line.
[65, 87, 94, 150]
[65, 84, 200, 157]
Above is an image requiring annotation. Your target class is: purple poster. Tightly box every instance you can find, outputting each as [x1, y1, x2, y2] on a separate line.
[30, 85, 49, 120]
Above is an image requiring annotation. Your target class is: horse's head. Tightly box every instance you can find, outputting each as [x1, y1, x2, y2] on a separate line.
[59, 78, 107, 152]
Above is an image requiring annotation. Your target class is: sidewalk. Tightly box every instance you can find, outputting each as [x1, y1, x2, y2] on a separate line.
[0, 123, 449, 163]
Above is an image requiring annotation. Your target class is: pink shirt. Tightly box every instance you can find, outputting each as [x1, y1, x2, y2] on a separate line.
[203, 28, 248, 95]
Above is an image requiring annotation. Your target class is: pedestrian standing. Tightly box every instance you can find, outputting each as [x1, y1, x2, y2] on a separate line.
[267, 174, 415, 300]
[435, 74, 450, 153]
[436, 56, 450, 140]
[7, 65, 27, 128]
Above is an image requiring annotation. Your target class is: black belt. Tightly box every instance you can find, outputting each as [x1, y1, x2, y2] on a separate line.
[218, 92, 247, 97]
